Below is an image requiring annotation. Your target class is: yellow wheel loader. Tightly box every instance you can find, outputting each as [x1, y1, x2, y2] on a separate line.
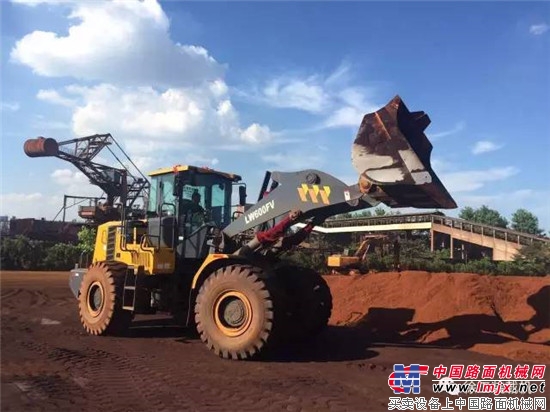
[24, 96, 457, 360]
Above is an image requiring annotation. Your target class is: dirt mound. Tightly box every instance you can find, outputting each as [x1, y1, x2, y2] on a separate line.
[324, 271, 550, 364]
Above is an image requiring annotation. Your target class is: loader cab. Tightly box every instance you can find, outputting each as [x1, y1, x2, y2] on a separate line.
[146, 165, 244, 260]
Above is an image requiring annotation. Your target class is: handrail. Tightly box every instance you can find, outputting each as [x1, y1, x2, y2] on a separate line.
[323, 212, 436, 228]
[429, 215, 548, 245]
[319, 213, 549, 245]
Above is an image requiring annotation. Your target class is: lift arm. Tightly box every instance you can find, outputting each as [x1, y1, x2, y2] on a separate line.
[223, 95, 457, 251]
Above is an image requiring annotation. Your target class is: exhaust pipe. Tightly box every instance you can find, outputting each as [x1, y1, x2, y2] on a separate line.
[352, 96, 457, 209]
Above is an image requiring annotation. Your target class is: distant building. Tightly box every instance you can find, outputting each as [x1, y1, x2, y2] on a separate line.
[7, 218, 86, 243]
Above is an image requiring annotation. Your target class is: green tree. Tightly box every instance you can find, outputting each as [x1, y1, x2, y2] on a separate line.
[374, 206, 386, 216]
[510, 208, 544, 235]
[459, 205, 508, 228]
[459, 206, 476, 221]
[511, 242, 550, 275]
[43, 243, 81, 270]
[77, 226, 97, 254]
[0, 236, 47, 270]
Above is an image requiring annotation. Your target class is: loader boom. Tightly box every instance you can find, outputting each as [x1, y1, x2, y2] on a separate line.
[222, 169, 377, 238]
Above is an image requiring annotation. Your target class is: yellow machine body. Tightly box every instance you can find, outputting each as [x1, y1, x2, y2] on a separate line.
[327, 255, 361, 268]
[92, 221, 176, 275]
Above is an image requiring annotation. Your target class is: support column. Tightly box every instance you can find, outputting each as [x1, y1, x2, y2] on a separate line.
[62, 195, 67, 222]
[450, 236, 454, 259]
[430, 228, 434, 252]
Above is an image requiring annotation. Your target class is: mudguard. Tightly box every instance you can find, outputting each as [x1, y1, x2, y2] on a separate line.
[69, 268, 87, 298]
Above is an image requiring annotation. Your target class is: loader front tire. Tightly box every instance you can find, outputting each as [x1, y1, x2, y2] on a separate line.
[194, 264, 277, 360]
[278, 266, 333, 342]
[78, 261, 132, 336]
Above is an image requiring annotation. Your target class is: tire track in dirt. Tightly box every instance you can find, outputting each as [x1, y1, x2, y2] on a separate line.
[2, 274, 377, 411]
[18, 340, 198, 411]
[15, 332, 372, 411]
[103, 337, 372, 411]
[2, 289, 49, 309]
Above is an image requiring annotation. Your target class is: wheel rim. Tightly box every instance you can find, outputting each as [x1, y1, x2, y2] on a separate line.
[86, 281, 105, 317]
[213, 290, 252, 337]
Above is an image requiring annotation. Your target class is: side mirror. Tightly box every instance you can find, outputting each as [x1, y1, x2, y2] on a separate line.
[239, 186, 247, 206]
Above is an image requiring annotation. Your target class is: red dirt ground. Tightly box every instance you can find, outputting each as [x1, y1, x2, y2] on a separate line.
[325, 271, 550, 364]
[1, 270, 548, 411]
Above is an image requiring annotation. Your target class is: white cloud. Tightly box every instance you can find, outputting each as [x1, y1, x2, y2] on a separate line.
[242, 63, 379, 129]
[529, 23, 549, 36]
[12, 0, 274, 158]
[0, 192, 43, 204]
[37, 89, 76, 107]
[0, 192, 60, 220]
[183, 154, 220, 167]
[458, 189, 534, 207]
[10, 0, 224, 88]
[1, 101, 20, 112]
[440, 166, 519, 193]
[46, 82, 272, 156]
[261, 76, 331, 113]
[51, 168, 100, 197]
[240, 123, 271, 144]
[11, 0, 74, 5]
[323, 106, 365, 128]
[51, 168, 86, 185]
[471, 140, 503, 155]
[428, 121, 466, 140]
[431, 158, 449, 173]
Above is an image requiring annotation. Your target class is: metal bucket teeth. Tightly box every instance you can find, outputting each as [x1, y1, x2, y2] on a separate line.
[352, 95, 457, 209]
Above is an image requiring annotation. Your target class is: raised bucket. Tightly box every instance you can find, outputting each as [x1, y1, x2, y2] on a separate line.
[352, 95, 457, 209]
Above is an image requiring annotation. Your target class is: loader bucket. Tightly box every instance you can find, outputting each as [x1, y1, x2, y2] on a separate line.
[352, 95, 457, 209]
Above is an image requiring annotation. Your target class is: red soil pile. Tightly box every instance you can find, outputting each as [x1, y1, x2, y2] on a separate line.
[324, 271, 550, 364]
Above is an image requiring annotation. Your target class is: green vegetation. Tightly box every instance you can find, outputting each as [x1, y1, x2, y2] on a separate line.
[77, 226, 97, 254]
[510, 208, 544, 236]
[1, 209, 548, 277]
[0, 227, 96, 271]
[459, 205, 508, 228]
[459, 205, 544, 236]
[330, 207, 401, 220]
[285, 235, 550, 277]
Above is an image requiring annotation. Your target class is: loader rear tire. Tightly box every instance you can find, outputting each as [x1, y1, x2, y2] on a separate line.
[78, 261, 132, 336]
[278, 266, 333, 342]
[194, 264, 279, 360]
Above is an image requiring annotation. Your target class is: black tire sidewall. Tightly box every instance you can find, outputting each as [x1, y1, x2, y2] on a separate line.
[195, 266, 273, 357]
[78, 263, 117, 334]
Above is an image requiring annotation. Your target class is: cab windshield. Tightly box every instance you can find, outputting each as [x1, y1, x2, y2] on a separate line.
[148, 172, 233, 228]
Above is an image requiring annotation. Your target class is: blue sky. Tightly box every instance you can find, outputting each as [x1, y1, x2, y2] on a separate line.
[1, 0, 549, 230]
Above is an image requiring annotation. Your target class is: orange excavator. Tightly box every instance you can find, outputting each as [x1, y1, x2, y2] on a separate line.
[327, 234, 400, 274]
